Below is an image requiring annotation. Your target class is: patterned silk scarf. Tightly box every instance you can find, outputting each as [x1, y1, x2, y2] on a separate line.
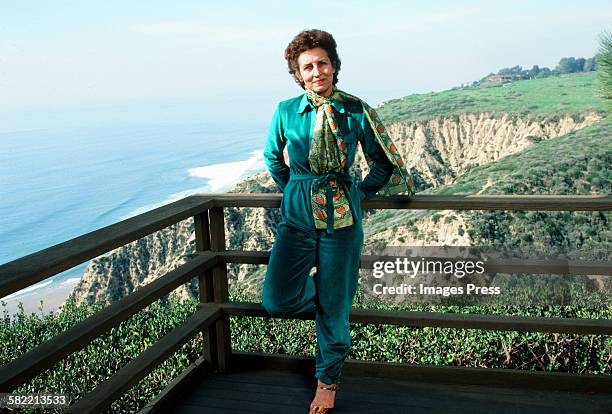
[306, 87, 416, 232]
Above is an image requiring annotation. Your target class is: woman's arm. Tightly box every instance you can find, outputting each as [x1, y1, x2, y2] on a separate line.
[263, 104, 290, 191]
[357, 111, 394, 200]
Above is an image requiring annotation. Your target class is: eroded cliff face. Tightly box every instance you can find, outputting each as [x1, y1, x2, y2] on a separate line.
[63, 113, 601, 307]
[66, 218, 199, 306]
[354, 112, 601, 188]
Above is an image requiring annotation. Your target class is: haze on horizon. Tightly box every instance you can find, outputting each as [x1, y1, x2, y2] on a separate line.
[1, 0, 611, 130]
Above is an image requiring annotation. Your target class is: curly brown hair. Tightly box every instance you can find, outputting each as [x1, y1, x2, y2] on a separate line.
[284, 29, 341, 89]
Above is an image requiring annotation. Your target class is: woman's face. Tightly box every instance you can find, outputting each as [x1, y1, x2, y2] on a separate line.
[295, 47, 335, 96]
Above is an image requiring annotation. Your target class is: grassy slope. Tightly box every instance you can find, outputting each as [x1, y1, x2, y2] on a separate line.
[376, 72, 607, 123]
[366, 71, 611, 237]
[366, 118, 611, 243]
[437, 118, 611, 196]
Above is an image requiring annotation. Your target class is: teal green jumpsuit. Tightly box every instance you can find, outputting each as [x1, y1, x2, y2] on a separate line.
[262, 92, 393, 385]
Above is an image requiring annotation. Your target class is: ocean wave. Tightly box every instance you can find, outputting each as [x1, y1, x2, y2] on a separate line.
[119, 149, 265, 221]
[61, 277, 82, 286]
[93, 190, 144, 224]
[188, 149, 265, 191]
[1, 279, 54, 301]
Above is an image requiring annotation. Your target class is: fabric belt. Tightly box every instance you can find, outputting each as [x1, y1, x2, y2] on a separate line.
[289, 173, 355, 234]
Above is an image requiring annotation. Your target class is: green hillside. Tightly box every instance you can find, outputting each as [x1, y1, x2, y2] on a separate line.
[364, 118, 611, 281]
[438, 118, 611, 196]
[377, 72, 607, 123]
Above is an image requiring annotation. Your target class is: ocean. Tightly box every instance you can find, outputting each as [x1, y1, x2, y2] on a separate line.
[0, 119, 269, 315]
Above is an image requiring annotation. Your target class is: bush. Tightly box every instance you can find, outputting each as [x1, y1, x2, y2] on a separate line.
[2, 284, 610, 413]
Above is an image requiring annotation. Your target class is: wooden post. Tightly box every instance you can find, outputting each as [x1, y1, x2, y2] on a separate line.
[209, 206, 231, 373]
[194, 211, 217, 371]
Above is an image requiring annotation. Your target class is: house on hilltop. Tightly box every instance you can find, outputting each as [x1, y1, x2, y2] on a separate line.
[484, 73, 513, 83]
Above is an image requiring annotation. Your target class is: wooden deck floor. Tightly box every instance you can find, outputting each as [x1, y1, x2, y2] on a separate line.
[166, 360, 612, 414]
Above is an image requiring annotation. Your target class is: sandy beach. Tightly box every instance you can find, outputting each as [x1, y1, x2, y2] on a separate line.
[1, 278, 80, 318]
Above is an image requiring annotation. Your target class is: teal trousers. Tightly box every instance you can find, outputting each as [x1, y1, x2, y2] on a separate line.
[262, 221, 364, 384]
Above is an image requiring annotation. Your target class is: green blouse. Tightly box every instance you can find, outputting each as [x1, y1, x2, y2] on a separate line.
[264, 92, 393, 235]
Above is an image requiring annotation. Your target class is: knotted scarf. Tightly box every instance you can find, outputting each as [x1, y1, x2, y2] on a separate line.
[305, 87, 416, 233]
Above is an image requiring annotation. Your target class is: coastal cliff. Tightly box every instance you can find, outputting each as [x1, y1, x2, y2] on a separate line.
[63, 110, 607, 307]
[355, 112, 601, 188]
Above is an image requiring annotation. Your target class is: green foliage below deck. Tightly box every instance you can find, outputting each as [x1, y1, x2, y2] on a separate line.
[2, 287, 610, 413]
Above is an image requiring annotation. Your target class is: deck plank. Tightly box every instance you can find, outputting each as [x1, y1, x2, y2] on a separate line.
[167, 365, 612, 414]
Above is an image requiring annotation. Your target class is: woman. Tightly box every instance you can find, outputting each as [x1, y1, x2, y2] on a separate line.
[262, 29, 415, 413]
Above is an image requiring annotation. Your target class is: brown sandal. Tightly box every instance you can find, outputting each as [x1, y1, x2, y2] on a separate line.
[309, 381, 339, 413]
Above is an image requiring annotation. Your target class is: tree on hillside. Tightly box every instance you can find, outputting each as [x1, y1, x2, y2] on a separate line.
[528, 65, 540, 78]
[535, 67, 552, 78]
[476, 54, 597, 86]
[557, 57, 581, 73]
[583, 57, 597, 71]
[597, 31, 612, 108]
[498, 65, 523, 77]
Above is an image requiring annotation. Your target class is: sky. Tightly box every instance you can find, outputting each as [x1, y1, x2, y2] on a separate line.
[1, 0, 611, 129]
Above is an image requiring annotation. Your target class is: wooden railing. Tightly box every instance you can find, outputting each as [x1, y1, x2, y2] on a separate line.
[0, 194, 611, 413]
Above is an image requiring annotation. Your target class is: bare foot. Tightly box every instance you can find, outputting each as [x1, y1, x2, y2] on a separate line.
[309, 380, 337, 412]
